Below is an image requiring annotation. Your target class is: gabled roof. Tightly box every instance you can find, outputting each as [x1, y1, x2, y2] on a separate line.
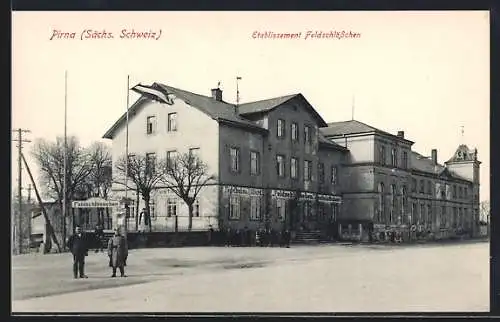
[321, 120, 414, 144]
[238, 94, 296, 114]
[238, 93, 328, 127]
[102, 83, 267, 139]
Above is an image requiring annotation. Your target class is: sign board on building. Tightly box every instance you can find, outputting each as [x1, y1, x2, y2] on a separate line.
[71, 197, 120, 208]
[222, 186, 264, 197]
[270, 189, 342, 203]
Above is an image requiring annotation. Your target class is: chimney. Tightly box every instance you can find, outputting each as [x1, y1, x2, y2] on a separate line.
[211, 88, 222, 101]
[397, 131, 405, 138]
[431, 149, 437, 165]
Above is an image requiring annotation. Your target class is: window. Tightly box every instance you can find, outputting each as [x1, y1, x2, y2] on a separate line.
[291, 157, 298, 179]
[304, 125, 311, 144]
[464, 187, 468, 198]
[401, 186, 407, 222]
[453, 185, 457, 199]
[230, 147, 240, 172]
[411, 178, 417, 193]
[276, 155, 285, 177]
[277, 199, 286, 221]
[427, 181, 432, 195]
[250, 197, 261, 221]
[390, 184, 396, 223]
[441, 206, 447, 227]
[229, 196, 240, 220]
[402, 151, 408, 169]
[332, 204, 338, 222]
[331, 166, 338, 187]
[149, 200, 156, 220]
[303, 201, 312, 220]
[459, 186, 463, 199]
[250, 151, 260, 175]
[412, 203, 417, 225]
[419, 180, 425, 193]
[304, 160, 312, 181]
[146, 153, 156, 175]
[291, 122, 298, 141]
[166, 150, 177, 167]
[167, 113, 177, 132]
[378, 183, 385, 223]
[126, 153, 136, 176]
[189, 147, 200, 158]
[318, 163, 325, 184]
[146, 116, 156, 134]
[427, 205, 432, 228]
[167, 199, 177, 217]
[194, 200, 200, 217]
[277, 119, 285, 138]
[420, 204, 425, 225]
[440, 185, 446, 199]
[380, 146, 386, 165]
[391, 148, 397, 167]
[453, 207, 458, 228]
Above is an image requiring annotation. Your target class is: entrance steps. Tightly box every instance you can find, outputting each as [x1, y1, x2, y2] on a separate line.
[293, 231, 322, 244]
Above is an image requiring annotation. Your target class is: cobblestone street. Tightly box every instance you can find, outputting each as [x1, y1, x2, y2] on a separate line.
[12, 242, 489, 313]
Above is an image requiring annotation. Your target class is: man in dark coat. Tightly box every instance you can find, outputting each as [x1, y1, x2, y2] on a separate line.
[67, 226, 89, 279]
[94, 224, 104, 252]
[108, 228, 128, 277]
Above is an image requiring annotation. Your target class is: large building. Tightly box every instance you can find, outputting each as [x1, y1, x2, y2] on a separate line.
[102, 83, 481, 241]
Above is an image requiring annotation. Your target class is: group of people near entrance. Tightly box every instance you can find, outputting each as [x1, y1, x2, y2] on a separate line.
[67, 225, 128, 279]
[223, 227, 291, 247]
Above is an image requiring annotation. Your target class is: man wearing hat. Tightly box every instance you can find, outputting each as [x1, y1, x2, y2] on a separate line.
[107, 227, 128, 277]
[67, 226, 89, 279]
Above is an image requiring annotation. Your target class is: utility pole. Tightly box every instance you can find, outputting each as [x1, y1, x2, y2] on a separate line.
[12, 128, 31, 254]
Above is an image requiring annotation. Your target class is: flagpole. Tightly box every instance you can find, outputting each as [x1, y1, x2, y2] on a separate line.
[124, 75, 130, 233]
[63, 70, 68, 249]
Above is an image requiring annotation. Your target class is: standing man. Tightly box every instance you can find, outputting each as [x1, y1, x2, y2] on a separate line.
[94, 224, 104, 253]
[67, 226, 89, 279]
[107, 227, 128, 277]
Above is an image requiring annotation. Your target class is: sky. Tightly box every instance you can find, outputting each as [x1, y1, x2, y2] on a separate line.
[11, 11, 490, 202]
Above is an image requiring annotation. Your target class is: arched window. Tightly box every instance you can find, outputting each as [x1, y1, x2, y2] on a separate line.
[400, 185, 407, 224]
[390, 184, 396, 223]
[378, 183, 385, 223]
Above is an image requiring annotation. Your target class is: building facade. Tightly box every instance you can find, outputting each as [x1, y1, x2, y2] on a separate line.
[322, 121, 481, 241]
[103, 83, 481, 241]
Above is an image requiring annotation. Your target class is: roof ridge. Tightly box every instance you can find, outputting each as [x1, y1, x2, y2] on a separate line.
[238, 93, 298, 106]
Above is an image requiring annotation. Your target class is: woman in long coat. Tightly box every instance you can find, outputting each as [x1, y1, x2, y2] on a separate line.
[108, 228, 128, 277]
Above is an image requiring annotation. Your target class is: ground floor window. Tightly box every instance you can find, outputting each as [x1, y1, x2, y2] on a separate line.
[167, 199, 177, 217]
[276, 199, 286, 221]
[150, 200, 156, 220]
[194, 199, 200, 217]
[332, 204, 338, 222]
[250, 197, 262, 221]
[303, 201, 314, 221]
[229, 195, 241, 220]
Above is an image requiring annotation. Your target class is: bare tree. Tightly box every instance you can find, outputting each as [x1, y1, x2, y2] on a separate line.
[31, 136, 95, 247]
[160, 152, 216, 232]
[87, 142, 112, 226]
[114, 154, 164, 232]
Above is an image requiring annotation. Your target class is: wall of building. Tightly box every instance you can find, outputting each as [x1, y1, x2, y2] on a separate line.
[218, 124, 265, 188]
[331, 135, 374, 164]
[111, 97, 220, 191]
[109, 97, 220, 231]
